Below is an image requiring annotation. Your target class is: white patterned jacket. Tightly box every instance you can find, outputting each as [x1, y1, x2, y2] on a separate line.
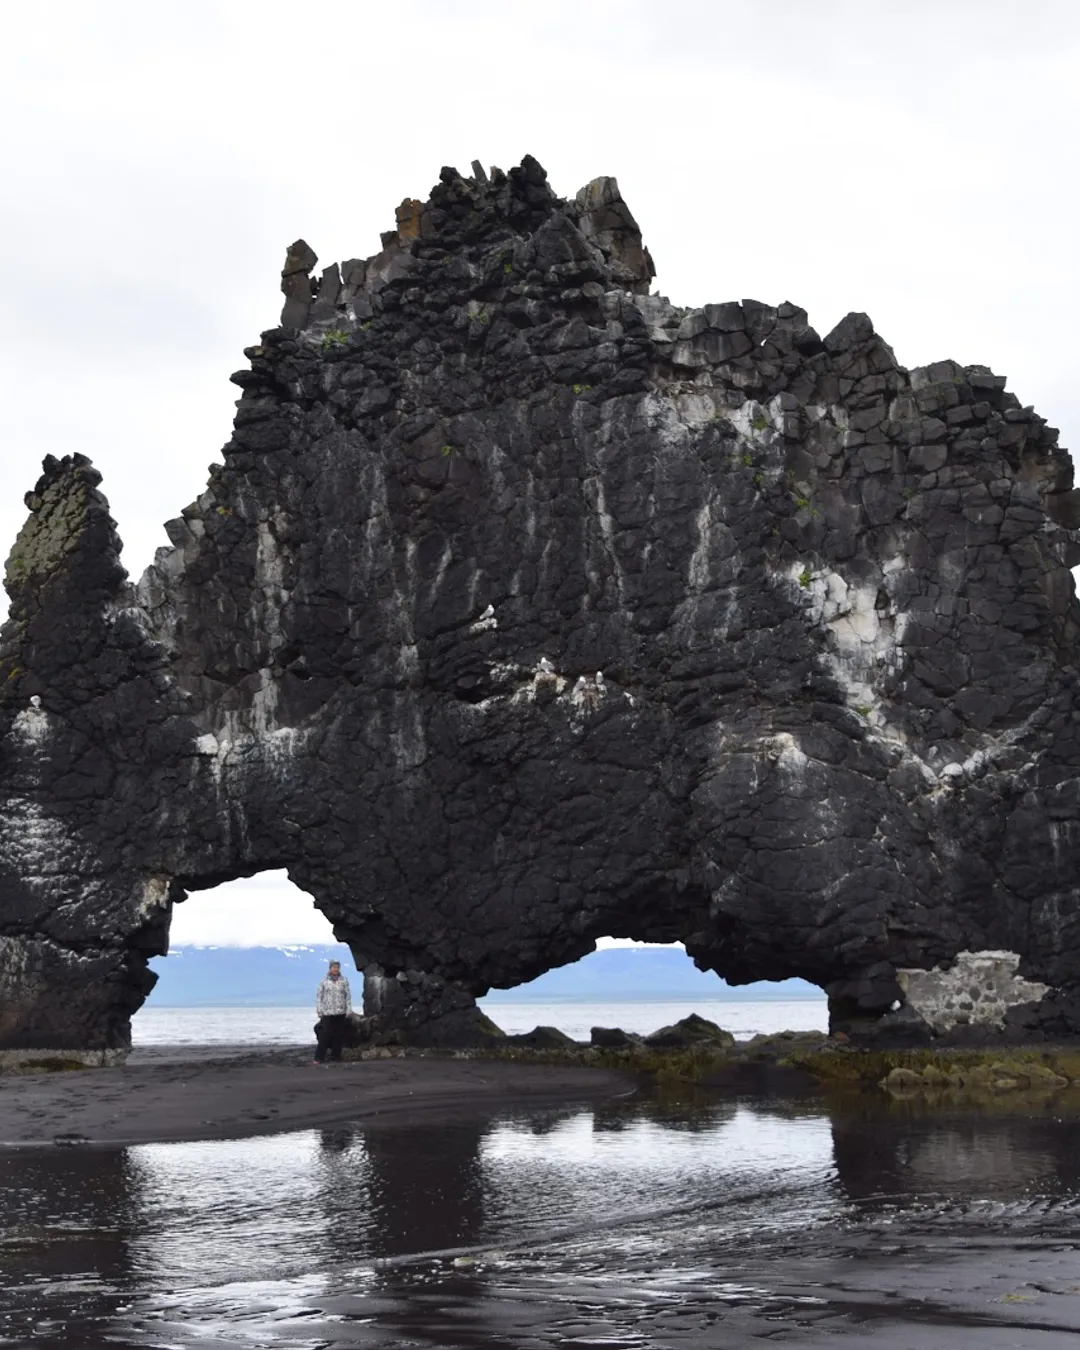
[316, 975, 352, 1017]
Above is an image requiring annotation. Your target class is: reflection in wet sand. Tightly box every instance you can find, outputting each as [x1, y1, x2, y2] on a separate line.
[2, 1095, 1080, 1346]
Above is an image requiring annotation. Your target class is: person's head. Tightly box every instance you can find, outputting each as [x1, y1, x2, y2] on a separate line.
[328, 960, 341, 980]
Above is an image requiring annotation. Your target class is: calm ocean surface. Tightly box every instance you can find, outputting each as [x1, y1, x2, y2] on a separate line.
[132, 997, 828, 1046]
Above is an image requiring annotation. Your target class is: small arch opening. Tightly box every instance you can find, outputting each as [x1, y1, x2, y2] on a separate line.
[134, 871, 357, 1049]
[480, 939, 827, 1044]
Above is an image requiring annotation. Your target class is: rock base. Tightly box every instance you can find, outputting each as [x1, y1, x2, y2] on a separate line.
[0, 1048, 128, 1071]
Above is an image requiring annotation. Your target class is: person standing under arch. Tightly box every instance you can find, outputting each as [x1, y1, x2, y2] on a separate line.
[314, 959, 352, 1065]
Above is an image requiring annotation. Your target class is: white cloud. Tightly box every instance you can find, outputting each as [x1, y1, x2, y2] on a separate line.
[595, 937, 683, 950]
[2, 2, 1078, 941]
[169, 871, 336, 947]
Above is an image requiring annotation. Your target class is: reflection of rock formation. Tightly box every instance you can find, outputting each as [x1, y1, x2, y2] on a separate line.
[592, 1098, 739, 1136]
[3, 154, 1080, 1053]
[356, 1122, 487, 1260]
[830, 1107, 1080, 1204]
[334, 1119, 493, 1340]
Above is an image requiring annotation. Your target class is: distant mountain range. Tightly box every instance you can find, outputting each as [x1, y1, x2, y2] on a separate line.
[146, 945, 819, 1008]
[148, 944, 355, 1008]
[483, 949, 817, 1003]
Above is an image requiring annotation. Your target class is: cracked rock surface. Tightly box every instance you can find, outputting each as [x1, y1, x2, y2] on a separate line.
[2, 155, 1080, 1052]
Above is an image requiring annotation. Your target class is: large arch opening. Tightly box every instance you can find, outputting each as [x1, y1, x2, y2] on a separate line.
[480, 939, 827, 1043]
[134, 872, 357, 1049]
[133, 877, 830, 1051]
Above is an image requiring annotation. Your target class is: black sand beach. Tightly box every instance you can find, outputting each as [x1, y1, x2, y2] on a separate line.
[0, 1046, 636, 1147]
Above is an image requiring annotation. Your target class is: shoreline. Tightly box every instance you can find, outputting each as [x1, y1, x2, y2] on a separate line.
[0, 1044, 637, 1149]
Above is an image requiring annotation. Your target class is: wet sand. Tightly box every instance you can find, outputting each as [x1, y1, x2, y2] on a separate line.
[0, 1045, 635, 1147]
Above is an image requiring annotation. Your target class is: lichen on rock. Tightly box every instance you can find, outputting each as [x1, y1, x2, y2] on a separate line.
[2, 155, 1080, 1056]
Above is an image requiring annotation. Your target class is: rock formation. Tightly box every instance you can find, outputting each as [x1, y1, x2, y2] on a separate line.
[2, 155, 1080, 1056]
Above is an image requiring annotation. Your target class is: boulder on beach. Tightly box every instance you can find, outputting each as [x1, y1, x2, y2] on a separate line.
[590, 1026, 642, 1049]
[741, 1030, 829, 1058]
[644, 1013, 735, 1050]
[507, 1026, 581, 1051]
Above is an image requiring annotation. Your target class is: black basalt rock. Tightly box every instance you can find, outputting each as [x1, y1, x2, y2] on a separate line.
[644, 1014, 735, 1050]
[2, 158, 1080, 1056]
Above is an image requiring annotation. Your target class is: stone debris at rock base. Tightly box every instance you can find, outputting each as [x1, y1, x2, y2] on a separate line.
[2, 155, 1080, 1055]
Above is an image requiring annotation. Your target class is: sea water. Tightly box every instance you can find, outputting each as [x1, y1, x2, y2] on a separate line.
[132, 997, 828, 1047]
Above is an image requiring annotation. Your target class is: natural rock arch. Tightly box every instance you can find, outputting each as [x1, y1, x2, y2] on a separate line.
[2, 155, 1080, 1059]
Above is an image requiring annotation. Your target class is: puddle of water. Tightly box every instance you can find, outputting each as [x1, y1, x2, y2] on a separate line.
[3, 1095, 1080, 1347]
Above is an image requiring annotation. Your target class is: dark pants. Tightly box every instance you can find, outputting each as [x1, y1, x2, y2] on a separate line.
[315, 1014, 347, 1062]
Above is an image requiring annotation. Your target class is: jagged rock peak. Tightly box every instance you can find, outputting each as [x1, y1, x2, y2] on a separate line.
[275, 156, 656, 336]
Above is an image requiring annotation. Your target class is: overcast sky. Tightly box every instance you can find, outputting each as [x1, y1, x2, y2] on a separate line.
[2, 1, 1078, 946]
